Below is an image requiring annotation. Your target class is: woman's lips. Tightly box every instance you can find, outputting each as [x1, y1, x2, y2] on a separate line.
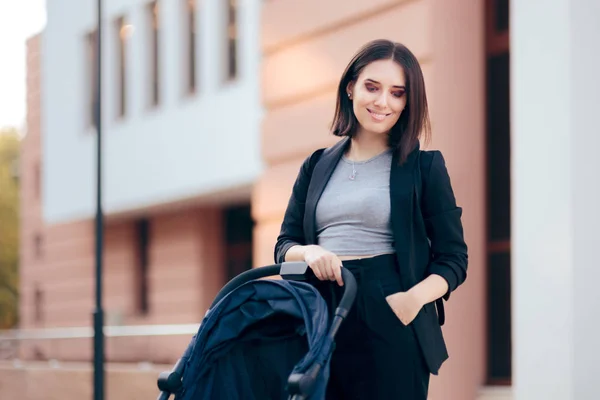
[368, 109, 390, 121]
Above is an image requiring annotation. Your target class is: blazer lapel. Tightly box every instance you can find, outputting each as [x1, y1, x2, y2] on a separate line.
[303, 138, 350, 244]
[390, 142, 421, 286]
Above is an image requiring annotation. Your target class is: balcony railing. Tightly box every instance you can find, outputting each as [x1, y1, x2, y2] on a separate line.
[0, 324, 200, 363]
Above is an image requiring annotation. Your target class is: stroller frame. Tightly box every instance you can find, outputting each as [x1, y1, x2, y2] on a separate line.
[156, 261, 357, 400]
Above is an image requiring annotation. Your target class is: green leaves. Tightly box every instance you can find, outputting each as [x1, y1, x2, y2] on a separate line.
[0, 127, 20, 329]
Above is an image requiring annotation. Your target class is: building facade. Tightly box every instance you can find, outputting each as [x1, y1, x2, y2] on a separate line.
[17, 0, 490, 398]
[18, 0, 262, 376]
[9, 0, 600, 399]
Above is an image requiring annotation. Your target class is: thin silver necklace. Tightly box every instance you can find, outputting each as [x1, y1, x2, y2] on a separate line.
[349, 161, 357, 180]
[347, 148, 390, 180]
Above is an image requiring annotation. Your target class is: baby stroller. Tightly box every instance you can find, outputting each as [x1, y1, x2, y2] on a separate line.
[156, 261, 357, 400]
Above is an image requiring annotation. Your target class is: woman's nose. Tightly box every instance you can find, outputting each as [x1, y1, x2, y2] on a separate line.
[373, 93, 389, 108]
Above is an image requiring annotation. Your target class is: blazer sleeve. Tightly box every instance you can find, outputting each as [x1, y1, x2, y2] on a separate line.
[422, 151, 468, 300]
[274, 149, 323, 264]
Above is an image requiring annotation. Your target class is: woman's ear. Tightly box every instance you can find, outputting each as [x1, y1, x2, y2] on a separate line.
[346, 81, 355, 99]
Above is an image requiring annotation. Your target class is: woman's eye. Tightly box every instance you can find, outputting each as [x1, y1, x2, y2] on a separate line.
[366, 85, 377, 92]
[393, 91, 406, 98]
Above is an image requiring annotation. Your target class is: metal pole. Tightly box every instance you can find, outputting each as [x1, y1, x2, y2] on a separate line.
[93, 0, 105, 399]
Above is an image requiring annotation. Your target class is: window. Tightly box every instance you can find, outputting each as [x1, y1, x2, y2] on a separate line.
[34, 285, 44, 323]
[225, 0, 238, 81]
[486, 0, 509, 56]
[183, 0, 197, 94]
[486, 52, 511, 385]
[495, 0, 509, 32]
[85, 29, 98, 128]
[34, 162, 41, 200]
[485, 0, 511, 385]
[135, 219, 150, 315]
[114, 16, 131, 119]
[224, 204, 253, 281]
[33, 233, 43, 259]
[148, 1, 160, 107]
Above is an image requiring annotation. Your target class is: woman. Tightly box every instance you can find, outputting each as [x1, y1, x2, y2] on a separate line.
[274, 39, 468, 399]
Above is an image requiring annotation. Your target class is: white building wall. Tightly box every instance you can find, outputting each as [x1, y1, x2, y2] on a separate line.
[42, 0, 263, 224]
[512, 0, 600, 398]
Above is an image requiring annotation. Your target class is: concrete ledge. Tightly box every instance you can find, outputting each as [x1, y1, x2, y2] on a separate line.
[477, 386, 513, 400]
[0, 361, 171, 400]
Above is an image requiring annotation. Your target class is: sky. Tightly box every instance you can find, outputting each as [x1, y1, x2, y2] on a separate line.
[0, 0, 47, 130]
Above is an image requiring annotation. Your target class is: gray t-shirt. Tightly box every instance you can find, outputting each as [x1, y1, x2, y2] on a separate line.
[315, 149, 395, 256]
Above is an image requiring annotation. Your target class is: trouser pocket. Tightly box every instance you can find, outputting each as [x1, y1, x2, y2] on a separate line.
[361, 280, 410, 334]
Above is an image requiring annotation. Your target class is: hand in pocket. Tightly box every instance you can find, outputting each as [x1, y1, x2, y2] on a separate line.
[385, 291, 423, 326]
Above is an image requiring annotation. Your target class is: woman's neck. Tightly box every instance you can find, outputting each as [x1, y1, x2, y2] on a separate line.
[346, 130, 390, 161]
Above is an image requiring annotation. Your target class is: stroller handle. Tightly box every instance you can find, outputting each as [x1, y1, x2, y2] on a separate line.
[279, 261, 357, 318]
[209, 261, 357, 316]
[156, 262, 358, 400]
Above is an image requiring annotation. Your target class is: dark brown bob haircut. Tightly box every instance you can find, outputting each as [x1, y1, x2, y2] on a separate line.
[330, 39, 431, 165]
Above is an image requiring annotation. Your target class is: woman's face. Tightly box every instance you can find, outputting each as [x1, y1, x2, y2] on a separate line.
[347, 59, 407, 137]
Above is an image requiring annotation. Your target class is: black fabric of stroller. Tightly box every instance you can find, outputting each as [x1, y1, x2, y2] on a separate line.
[176, 278, 333, 400]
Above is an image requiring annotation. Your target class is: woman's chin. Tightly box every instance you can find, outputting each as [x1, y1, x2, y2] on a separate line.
[360, 124, 393, 136]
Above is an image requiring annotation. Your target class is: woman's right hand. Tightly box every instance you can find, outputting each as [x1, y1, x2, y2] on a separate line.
[302, 245, 344, 286]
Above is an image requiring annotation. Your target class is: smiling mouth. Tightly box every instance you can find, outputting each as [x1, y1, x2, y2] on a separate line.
[367, 109, 391, 121]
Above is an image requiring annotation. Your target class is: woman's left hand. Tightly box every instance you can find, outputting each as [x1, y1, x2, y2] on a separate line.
[385, 291, 424, 326]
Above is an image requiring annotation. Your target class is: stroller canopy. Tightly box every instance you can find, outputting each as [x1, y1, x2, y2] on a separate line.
[176, 278, 333, 400]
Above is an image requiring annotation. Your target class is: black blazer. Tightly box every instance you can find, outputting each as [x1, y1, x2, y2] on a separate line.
[274, 137, 468, 374]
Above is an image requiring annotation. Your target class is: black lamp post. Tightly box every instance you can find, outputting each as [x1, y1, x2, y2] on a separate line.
[93, 0, 105, 399]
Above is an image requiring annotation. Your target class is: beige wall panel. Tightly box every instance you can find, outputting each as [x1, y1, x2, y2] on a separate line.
[253, 219, 286, 268]
[261, 90, 339, 165]
[424, 1, 486, 399]
[262, 0, 415, 53]
[262, 0, 433, 107]
[252, 154, 328, 268]
[252, 156, 307, 223]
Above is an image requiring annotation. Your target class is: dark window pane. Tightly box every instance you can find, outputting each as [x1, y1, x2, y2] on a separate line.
[487, 251, 512, 382]
[183, 0, 196, 94]
[495, 0, 509, 32]
[86, 29, 98, 128]
[487, 53, 511, 242]
[115, 16, 127, 118]
[136, 219, 150, 315]
[34, 285, 44, 323]
[226, 0, 237, 81]
[148, 1, 160, 106]
[225, 204, 253, 244]
[34, 233, 43, 259]
[225, 204, 253, 281]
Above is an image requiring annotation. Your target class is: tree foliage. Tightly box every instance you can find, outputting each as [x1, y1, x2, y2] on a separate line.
[0, 127, 20, 329]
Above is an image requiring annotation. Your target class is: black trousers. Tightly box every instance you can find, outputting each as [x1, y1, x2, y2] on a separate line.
[313, 254, 430, 400]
